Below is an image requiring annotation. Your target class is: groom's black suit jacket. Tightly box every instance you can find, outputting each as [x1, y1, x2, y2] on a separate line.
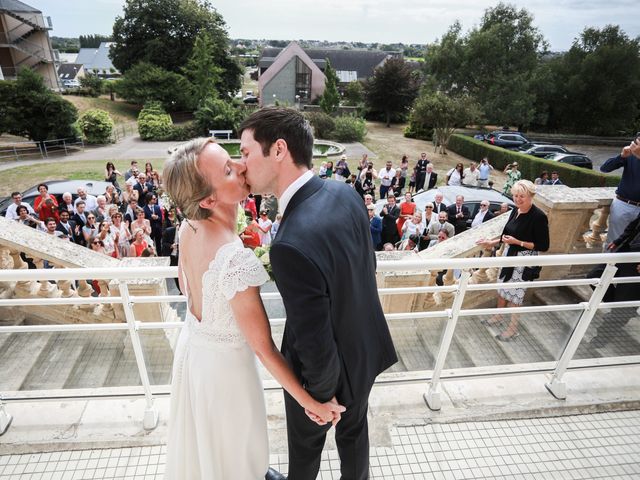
[270, 175, 397, 405]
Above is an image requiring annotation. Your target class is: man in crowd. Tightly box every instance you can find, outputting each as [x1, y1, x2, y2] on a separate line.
[144, 192, 163, 254]
[415, 153, 430, 191]
[92, 195, 109, 223]
[58, 192, 75, 216]
[446, 195, 470, 235]
[424, 163, 438, 191]
[134, 173, 152, 207]
[363, 194, 375, 209]
[5, 192, 35, 220]
[72, 201, 88, 246]
[368, 204, 382, 251]
[124, 160, 139, 182]
[427, 211, 455, 244]
[74, 187, 97, 213]
[433, 191, 447, 214]
[546, 171, 563, 185]
[478, 157, 493, 188]
[498, 202, 511, 215]
[600, 134, 640, 243]
[379, 161, 396, 200]
[462, 162, 480, 187]
[56, 210, 76, 241]
[380, 193, 400, 246]
[471, 201, 495, 228]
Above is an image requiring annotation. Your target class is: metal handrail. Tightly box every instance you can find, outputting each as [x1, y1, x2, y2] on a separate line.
[0, 251, 638, 434]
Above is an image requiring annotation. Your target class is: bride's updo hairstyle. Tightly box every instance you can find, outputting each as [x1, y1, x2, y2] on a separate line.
[164, 137, 216, 220]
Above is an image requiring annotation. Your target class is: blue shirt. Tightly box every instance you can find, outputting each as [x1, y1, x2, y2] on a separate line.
[600, 154, 640, 202]
[478, 163, 491, 180]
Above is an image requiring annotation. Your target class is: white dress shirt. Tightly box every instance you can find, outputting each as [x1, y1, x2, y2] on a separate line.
[279, 170, 314, 216]
[471, 209, 488, 228]
[5, 202, 35, 220]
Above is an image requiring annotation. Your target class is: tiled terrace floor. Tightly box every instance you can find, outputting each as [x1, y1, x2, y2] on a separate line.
[1, 410, 639, 479]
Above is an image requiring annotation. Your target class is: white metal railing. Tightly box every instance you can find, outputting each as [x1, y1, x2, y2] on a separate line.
[0, 252, 639, 435]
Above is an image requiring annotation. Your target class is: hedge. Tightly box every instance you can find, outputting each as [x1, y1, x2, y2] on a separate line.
[447, 134, 620, 188]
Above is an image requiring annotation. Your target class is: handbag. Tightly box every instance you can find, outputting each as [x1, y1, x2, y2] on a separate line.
[522, 265, 542, 281]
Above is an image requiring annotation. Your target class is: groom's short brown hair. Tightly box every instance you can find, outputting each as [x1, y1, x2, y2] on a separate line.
[239, 107, 314, 169]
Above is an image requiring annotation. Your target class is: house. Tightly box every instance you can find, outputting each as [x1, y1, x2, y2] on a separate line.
[0, 0, 59, 89]
[258, 42, 394, 106]
[57, 62, 84, 86]
[75, 42, 119, 78]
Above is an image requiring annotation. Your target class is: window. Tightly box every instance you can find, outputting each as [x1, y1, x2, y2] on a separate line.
[295, 57, 311, 101]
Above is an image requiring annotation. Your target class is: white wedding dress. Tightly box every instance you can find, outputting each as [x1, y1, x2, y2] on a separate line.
[165, 240, 270, 479]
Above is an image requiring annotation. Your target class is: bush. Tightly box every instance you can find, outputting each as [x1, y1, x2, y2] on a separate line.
[331, 115, 367, 142]
[403, 122, 433, 141]
[78, 109, 114, 144]
[79, 75, 103, 97]
[194, 96, 243, 136]
[137, 102, 173, 140]
[305, 111, 335, 139]
[447, 134, 620, 187]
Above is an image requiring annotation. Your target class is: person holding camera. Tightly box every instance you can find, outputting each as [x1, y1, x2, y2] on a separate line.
[33, 183, 59, 223]
[600, 133, 640, 244]
[502, 162, 522, 196]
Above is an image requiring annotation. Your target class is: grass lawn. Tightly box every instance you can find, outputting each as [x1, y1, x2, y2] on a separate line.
[0, 159, 156, 197]
[65, 95, 141, 124]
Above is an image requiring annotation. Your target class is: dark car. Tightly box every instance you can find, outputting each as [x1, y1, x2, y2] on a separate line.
[374, 185, 514, 228]
[242, 96, 259, 104]
[484, 132, 531, 150]
[544, 152, 593, 170]
[519, 144, 570, 158]
[0, 180, 113, 216]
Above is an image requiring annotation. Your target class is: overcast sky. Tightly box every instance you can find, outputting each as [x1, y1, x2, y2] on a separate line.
[30, 0, 640, 51]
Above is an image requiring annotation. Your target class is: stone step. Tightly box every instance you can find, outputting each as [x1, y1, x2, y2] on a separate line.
[454, 316, 513, 368]
[390, 319, 434, 371]
[587, 309, 640, 357]
[414, 317, 474, 369]
[0, 332, 53, 391]
[64, 331, 127, 389]
[20, 333, 86, 390]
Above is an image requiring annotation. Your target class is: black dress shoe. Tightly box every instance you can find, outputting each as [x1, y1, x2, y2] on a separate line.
[265, 467, 287, 480]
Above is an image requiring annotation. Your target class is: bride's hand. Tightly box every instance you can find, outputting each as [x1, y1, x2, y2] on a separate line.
[305, 396, 346, 426]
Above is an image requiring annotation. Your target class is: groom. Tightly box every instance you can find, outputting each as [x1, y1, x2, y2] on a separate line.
[239, 108, 397, 480]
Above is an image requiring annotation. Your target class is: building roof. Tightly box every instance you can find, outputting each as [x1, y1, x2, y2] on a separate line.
[57, 63, 82, 79]
[0, 0, 40, 13]
[260, 46, 390, 80]
[75, 43, 118, 73]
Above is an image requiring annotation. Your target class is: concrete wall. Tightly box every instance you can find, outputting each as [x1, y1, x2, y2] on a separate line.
[261, 57, 296, 106]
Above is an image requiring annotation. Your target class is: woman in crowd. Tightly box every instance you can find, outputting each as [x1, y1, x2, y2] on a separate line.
[477, 180, 549, 341]
[324, 161, 334, 179]
[82, 214, 99, 245]
[15, 205, 40, 228]
[408, 166, 417, 194]
[110, 212, 131, 257]
[33, 183, 59, 223]
[503, 162, 522, 196]
[104, 184, 121, 207]
[362, 170, 376, 201]
[90, 238, 108, 256]
[97, 221, 118, 257]
[257, 210, 273, 246]
[418, 203, 439, 251]
[130, 207, 152, 236]
[105, 162, 122, 191]
[534, 170, 549, 186]
[144, 162, 156, 181]
[399, 155, 409, 192]
[120, 182, 138, 208]
[129, 228, 151, 257]
[397, 192, 415, 236]
[357, 154, 368, 174]
[446, 163, 464, 186]
[149, 170, 162, 191]
[401, 210, 424, 242]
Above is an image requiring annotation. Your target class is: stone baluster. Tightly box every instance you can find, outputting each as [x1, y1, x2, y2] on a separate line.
[0, 247, 14, 298]
[469, 247, 495, 285]
[76, 279, 95, 311]
[584, 205, 610, 247]
[434, 269, 456, 307]
[32, 258, 60, 298]
[9, 250, 38, 297]
[420, 270, 440, 310]
[95, 279, 114, 317]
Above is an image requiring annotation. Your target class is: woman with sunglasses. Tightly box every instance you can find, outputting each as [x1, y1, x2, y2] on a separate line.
[82, 214, 98, 245]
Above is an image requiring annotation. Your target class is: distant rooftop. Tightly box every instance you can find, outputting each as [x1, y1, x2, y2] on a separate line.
[75, 42, 118, 73]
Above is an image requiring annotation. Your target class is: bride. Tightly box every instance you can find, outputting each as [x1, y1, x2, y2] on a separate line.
[162, 138, 344, 479]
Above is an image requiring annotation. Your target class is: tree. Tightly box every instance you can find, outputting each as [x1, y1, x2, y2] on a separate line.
[78, 109, 114, 144]
[79, 75, 103, 97]
[1, 69, 78, 143]
[319, 59, 340, 114]
[183, 30, 222, 106]
[110, 0, 241, 97]
[194, 95, 244, 135]
[543, 26, 640, 135]
[410, 91, 480, 154]
[116, 62, 194, 111]
[79, 34, 112, 48]
[365, 57, 419, 127]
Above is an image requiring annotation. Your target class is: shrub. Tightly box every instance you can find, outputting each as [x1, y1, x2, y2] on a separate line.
[78, 109, 114, 144]
[79, 75, 103, 97]
[403, 122, 433, 141]
[447, 134, 620, 187]
[305, 112, 335, 139]
[137, 102, 173, 140]
[331, 115, 367, 142]
[194, 96, 243, 136]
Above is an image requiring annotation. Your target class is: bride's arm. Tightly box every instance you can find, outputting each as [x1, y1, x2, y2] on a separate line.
[230, 287, 345, 425]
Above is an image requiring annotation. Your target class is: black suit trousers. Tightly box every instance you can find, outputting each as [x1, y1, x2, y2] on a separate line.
[284, 390, 371, 480]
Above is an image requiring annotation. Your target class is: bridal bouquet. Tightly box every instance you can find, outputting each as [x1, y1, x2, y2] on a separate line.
[253, 246, 274, 281]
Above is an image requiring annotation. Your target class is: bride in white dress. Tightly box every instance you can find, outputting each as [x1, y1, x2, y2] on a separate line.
[163, 138, 344, 480]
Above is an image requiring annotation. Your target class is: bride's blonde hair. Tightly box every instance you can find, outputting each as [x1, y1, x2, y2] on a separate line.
[164, 137, 216, 220]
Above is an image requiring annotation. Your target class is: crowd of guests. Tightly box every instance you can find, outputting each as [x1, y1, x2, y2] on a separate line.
[6, 160, 181, 260]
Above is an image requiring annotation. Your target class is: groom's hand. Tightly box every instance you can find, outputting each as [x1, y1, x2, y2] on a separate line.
[304, 396, 346, 426]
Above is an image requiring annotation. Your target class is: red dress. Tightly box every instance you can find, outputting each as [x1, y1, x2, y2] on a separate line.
[34, 194, 59, 222]
[397, 202, 416, 236]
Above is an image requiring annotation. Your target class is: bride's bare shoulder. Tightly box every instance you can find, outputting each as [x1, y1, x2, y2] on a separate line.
[180, 221, 238, 267]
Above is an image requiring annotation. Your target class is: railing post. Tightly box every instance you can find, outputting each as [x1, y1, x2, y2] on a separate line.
[0, 398, 12, 436]
[545, 263, 618, 400]
[62, 139, 68, 155]
[118, 281, 159, 430]
[424, 269, 471, 411]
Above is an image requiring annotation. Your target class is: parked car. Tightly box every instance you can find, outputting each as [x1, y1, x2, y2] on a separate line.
[243, 95, 259, 104]
[374, 185, 514, 228]
[544, 152, 593, 170]
[518, 144, 570, 158]
[62, 79, 80, 88]
[0, 180, 113, 216]
[484, 131, 531, 150]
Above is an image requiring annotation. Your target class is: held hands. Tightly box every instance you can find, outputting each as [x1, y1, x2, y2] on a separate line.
[501, 235, 516, 245]
[305, 396, 346, 427]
